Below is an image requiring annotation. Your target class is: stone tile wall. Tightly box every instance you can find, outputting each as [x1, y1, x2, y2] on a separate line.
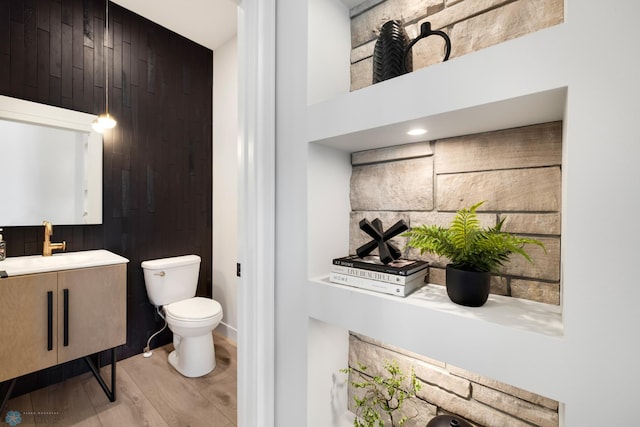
[350, 0, 564, 91]
[347, 333, 560, 427]
[349, 121, 562, 304]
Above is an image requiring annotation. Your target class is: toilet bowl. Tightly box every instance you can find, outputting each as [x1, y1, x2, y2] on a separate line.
[141, 255, 224, 378]
[164, 297, 223, 377]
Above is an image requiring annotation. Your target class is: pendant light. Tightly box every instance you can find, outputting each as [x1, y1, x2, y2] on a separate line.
[92, 0, 116, 133]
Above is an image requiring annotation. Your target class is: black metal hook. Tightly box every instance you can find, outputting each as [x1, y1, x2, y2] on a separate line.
[403, 21, 451, 73]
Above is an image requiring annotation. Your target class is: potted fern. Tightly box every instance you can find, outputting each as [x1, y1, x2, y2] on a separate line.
[403, 201, 546, 307]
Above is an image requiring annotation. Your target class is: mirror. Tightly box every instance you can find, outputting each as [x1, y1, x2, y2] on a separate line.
[0, 95, 102, 226]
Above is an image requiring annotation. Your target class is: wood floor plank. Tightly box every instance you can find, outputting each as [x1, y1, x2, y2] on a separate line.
[188, 334, 238, 423]
[29, 373, 102, 426]
[4, 392, 36, 426]
[121, 346, 234, 427]
[82, 364, 170, 427]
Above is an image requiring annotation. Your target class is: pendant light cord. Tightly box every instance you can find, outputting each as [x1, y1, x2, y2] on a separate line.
[105, 0, 109, 117]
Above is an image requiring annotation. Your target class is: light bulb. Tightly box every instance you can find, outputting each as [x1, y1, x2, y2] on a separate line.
[407, 128, 427, 136]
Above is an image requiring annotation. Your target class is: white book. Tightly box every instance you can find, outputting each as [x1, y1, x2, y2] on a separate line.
[328, 271, 425, 297]
[330, 264, 428, 285]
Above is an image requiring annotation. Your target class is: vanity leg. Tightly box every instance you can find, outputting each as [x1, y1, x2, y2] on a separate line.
[0, 378, 17, 416]
[84, 347, 117, 402]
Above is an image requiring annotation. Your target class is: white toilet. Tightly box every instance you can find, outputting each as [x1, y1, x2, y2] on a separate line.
[141, 254, 223, 377]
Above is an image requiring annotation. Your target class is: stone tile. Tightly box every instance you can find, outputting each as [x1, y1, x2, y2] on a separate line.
[350, 57, 372, 92]
[473, 383, 559, 427]
[351, 333, 447, 368]
[448, 364, 559, 410]
[511, 279, 560, 305]
[436, 167, 561, 212]
[352, 141, 433, 165]
[500, 212, 561, 236]
[416, 382, 534, 427]
[434, 122, 562, 174]
[448, 0, 564, 58]
[501, 236, 560, 282]
[351, 157, 434, 211]
[349, 335, 471, 397]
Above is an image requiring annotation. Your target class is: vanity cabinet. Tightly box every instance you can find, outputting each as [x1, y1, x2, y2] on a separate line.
[0, 264, 126, 383]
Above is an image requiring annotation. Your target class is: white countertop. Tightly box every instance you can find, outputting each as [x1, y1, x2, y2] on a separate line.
[0, 249, 129, 276]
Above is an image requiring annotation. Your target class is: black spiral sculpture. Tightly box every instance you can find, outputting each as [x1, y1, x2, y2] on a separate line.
[372, 20, 412, 84]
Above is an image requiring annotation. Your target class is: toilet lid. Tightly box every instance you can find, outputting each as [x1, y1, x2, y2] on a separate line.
[165, 297, 222, 321]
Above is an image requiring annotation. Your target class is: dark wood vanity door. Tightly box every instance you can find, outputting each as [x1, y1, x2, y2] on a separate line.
[0, 272, 58, 382]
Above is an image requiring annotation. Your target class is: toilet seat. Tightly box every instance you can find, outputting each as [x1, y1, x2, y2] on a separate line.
[165, 297, 222, 322]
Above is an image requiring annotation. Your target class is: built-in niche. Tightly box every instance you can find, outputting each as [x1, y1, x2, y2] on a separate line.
[349, 121, 562, 305]
[346, 332, 560, 426]
[350, 0, 565, 91]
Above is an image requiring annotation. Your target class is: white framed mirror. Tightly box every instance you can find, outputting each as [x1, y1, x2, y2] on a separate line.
[0, 95, 102, 226]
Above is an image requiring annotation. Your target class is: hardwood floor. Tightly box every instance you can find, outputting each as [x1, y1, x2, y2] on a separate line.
[3, 333, 237, 427]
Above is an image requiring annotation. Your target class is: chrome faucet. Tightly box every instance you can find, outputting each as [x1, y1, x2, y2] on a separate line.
[42, 220, 66, 256]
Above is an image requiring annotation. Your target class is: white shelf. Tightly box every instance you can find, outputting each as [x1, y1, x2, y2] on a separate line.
[309, 277, 563, 338]
[307, 23, 569, 152]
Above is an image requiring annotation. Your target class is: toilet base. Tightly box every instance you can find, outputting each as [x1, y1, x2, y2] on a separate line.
[168, 333, 216, 377]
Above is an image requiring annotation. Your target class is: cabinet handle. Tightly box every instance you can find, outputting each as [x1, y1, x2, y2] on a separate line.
[63, 288, 69, 347]
[47, 291, 53, 351]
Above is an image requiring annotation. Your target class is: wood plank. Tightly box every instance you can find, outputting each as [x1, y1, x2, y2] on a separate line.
[83, 363, 170, 427]
[3, 390, 36, 426]
[29, 372, 102, 426]
[186, 334, 238, 423]
[120, 345, 234, 427]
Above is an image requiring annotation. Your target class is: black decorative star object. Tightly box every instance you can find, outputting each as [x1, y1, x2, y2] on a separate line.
[356, 218, 408, 264]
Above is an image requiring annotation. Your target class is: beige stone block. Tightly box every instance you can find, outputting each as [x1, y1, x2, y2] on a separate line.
[409, 211, 496, 228]
[351, 157, 434, 211]
[350, 0, 386, 19]
[351, 0, 445, 48]
[417, 383, 533, 427]
[449, 0, 564, 58]
[427, 267, 445, 285]
[351, 58, 373, 92]
[349, 211, 411, 256]
[351, 39, 375, 64]
[352, 142, 433, 165]
[436, 167, 561, 212]
[490, 275, 508, 295]
[351, 333, 447, 368]
[449, 364, 559, 410]
[434, 122, 562, 174]
[511, 279, 560, 305]
[473, 383, 559, 427]
[501, 237, 560, 282]
[349, 335, 470, 398]
[500, 213, 561, 236]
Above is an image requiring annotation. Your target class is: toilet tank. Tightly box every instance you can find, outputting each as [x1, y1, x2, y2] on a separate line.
[141, 255, 201, 306]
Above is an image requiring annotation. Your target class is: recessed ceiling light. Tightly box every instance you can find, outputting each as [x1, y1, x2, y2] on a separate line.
[407, 128, 427, 136]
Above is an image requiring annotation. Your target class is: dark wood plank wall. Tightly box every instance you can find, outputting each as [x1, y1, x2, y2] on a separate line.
[0, 0, 213, 396]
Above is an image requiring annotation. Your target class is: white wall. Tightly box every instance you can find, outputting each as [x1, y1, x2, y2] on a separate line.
[271, 0, 640, 425]
[213, 35, 239, 342]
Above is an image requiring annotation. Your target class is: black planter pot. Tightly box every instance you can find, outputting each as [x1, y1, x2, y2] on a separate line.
[445, 265, 491, 307]
[426, 414, 474, 427]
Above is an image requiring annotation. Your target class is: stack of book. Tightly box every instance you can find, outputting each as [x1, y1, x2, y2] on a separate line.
[330, 255, 428, 297]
